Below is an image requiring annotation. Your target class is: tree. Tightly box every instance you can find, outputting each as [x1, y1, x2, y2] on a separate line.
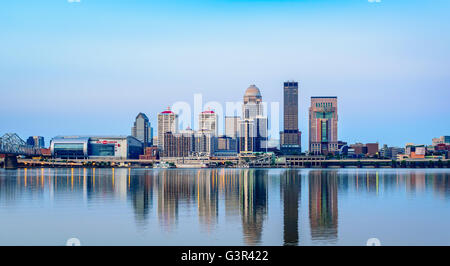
[391, 160, 397, 168]
[400, 160, 406, 168]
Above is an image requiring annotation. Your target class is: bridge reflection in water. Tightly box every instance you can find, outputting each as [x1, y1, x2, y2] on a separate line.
[0, 168, 449, 245]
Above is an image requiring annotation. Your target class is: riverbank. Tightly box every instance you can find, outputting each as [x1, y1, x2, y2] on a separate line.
[1, 158, 449, 169]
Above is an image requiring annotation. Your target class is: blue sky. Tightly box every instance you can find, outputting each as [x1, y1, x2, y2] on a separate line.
[1, 0, 449, 148]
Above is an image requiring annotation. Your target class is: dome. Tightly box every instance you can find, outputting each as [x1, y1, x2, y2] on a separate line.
[244, 85, 261, 98]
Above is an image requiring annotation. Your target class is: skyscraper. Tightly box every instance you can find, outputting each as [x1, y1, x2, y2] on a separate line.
[280, 81, 302, 154]
[26, 136, 45, 148]
[131, 112, 152, 147]
[157, 107, 178, 150]
[239, 85, 268, 153]
[199, 110, 218, 136]
[239, 119, 256, 153]
[194, 129, 216, 156]
[309, 97, 338, 155]
[225, 116, 240, 139]
[242, 85, 263, 119]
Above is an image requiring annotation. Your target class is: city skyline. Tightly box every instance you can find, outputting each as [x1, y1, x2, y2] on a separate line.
[1, 1, 450, 148]
[2, 80, 449, 151]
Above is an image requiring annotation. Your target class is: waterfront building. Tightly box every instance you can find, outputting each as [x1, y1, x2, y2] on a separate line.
[432, 136, 450, 146]
[215, 135, 238, 154]
[50, 135, 142, 160]
[380, 145, 405, 160]
[239, 119, 256, 153]
[26, 136, 45, 148]
[193, 129, 215, 156]
[161, 127, 216, 158]
[347, 148, 356, 157]
[239, 85, 268, 153]
[157, 107, 178, 150]
[131, 112, 153, 147]
[139, 146, 159, 160]
[350, 143, 379, 157]
[405, 144, 426, 159]
[162, 132, 193, 158]
[366, 143, 379, 157]
[309, 97, 338, 155]
[280, 81, 302, 154]
[336, 141, 349, 156]
[225, 116, 240, 139]
[351, 143, 366, 156]
[199, 110, 218, 136]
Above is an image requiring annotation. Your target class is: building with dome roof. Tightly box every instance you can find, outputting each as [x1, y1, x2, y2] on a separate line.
[239, 85, 268, 153]
[242, 85, 264, 119]
[244, 85, 262, 103]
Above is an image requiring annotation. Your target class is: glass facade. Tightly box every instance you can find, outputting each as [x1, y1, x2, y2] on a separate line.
[321, 120, 328, 142]
[316, 112, 333, 119]
[89, 144, 115, 157]
[54, 143, 85, 158]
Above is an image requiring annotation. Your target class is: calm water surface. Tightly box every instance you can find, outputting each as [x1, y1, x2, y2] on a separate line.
[0, 168, 449, 246]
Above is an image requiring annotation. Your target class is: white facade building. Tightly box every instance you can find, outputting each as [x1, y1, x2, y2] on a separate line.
[157, 108, 178, 150]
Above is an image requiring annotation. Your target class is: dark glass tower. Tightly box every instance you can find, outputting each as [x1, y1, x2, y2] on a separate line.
[280, 81, 302, 154]
[132, 112, 153, 147]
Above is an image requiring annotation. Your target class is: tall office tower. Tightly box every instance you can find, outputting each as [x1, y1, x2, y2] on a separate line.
[199, 110, 218, 136]
[242, 85, 263, 119]
[26, 136, 45, 148]
[239, 85, 268, 153]
[239, 119, 256, 153]
[193, 129, 216, 156]
[225, 116, 240, 139]
[280, 81, 302, 154]
[157, 107, 178, 150]
[309, 97, 338, 155]
[254, 116, 268, 151]
[131, 112, 153, 147]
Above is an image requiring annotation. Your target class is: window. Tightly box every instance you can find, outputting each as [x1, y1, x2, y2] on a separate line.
[321, 120, 328, 142]
[89, 144, 115, 156]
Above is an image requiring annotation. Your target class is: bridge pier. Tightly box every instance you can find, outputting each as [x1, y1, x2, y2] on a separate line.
[4, 154, 18, 169]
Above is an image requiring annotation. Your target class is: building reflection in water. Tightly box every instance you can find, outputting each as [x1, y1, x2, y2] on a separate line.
[221, 169, 241, 220]
[129, 169, 154, 228]
[239, 169, 268, 245]
[197, 170, 219, 232]
[309, 170, 338, 244]
[0, 168, 449, 245]
[281, 170, 300, 246]
[156, 170, 197, 231]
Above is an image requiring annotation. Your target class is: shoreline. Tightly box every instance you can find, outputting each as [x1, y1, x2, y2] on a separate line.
[2, 158, 450, 170]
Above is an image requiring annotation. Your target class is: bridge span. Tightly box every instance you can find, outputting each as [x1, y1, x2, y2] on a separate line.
[0, 133, 42, 169]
